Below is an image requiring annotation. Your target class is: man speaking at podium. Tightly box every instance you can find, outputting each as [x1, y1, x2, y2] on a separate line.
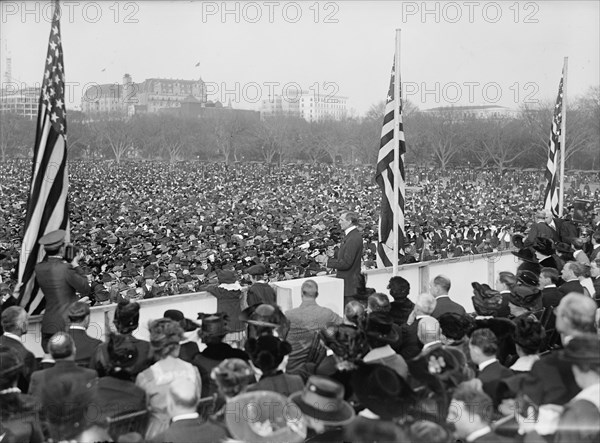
[320, 211, 363, 305]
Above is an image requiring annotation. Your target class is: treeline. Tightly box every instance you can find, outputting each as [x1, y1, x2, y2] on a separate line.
[1, 86, 598, 170]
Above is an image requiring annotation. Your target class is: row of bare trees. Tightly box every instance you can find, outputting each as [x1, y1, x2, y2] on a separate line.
[1, 86, 598, 170]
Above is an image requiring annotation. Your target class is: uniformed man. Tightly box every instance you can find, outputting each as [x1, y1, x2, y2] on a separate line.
[35, 230, 91, 352]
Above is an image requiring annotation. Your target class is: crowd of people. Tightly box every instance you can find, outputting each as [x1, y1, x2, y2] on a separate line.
[1, 236, 599, 441]
[1, 160, 598, 305]
[1, 158, 600, 441]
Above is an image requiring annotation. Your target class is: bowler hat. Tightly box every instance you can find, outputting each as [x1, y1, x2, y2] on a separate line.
[290, 376, 355, 425]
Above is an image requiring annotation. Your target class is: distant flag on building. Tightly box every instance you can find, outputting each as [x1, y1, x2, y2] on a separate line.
[542, 65, 564, 217]
[15, 0, 70, 314]
[375, 60, 406, 268]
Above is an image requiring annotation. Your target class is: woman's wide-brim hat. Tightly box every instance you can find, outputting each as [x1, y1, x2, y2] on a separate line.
[289, 376, 355, 426]
[511, 247, 538, 263]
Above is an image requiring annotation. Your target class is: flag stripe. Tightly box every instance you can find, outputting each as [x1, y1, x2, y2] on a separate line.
[542, 66, 564, 217]
[15, 0, 69, 315]
[375, 60, 406, 268]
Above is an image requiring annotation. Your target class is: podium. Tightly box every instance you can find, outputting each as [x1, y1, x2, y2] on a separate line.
[272, 276, 345, 316]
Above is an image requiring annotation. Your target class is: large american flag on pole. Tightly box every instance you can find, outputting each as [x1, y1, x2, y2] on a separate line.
[375, 61, 406, 268]
[15, 0, 70, 314]
[542, 67, 564, 217]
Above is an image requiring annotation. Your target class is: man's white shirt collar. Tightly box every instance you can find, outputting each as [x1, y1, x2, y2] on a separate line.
[478, 358, 497, 371]
[3, 332, 22, 342]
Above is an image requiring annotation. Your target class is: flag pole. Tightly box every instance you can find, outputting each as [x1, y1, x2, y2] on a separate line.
[559, 57, 568, 217]
[393, 29, 401, 275]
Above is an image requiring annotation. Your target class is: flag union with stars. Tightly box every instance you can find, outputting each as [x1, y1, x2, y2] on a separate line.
[42, 18, 66, 136]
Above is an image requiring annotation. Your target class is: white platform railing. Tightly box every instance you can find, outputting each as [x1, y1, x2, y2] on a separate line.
[21, 252, 518, 357]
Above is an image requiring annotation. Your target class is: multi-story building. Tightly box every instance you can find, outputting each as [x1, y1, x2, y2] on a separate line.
[0, 86, 39, 119]
[261, 91, 347, 122]
[423, 105, 518, 120]
[81, 74, 208, 115]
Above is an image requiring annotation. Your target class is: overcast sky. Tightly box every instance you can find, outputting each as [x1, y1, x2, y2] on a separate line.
[1, 0, 598, 115]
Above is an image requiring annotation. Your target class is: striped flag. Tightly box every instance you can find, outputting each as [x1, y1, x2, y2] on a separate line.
[542, 67, 564, 217]
[15, 0, 70, 314]
[375, 61, 406, 268]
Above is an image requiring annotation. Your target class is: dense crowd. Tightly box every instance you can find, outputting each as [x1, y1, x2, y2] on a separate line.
[1, 160, 598, 304]
[1, 159, 600, 442]
[1, 252, 599, 442]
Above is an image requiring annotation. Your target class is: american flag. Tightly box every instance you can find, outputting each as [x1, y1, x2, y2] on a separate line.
[15, 0, 70, 314]
[542, 67, 564, 217]
[375, 61, 406, 268]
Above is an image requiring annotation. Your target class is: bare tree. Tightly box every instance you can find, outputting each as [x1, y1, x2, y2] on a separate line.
[422, 111, 465, 169]
[90, 113, 134, 164]
[470, 118, 528, 171]
[520, 98, 593, 168]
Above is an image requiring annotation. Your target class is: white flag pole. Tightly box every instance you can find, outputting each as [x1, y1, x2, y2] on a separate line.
[559, 57, 568, 217]
[393, 29, 401, 275]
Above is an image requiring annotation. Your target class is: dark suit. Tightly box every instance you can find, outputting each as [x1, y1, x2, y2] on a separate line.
[192, 343, 250, 397]
[178, 341, 200, 363]
[247, 282, 277, 306]
[35, 257, 91, 343]
[153, 417, 227, 443]
[28, 360, 98, 412]
[142, 284, 162, 299]
[327, 227, 363, 298]
[0, 334, 36, 392]
[524, 222, 561, 247]
[524, 349, 580, 406]
[559, 279, 585, 296]
[399, 318, 423, 360]
[542, 286, 563, 308]
[478, 360, 513, 404]
[431, 295, 466, 319]
[390, 299, 414, 327]
[68, 327, 102, 367]
[96, 376, 146, 420]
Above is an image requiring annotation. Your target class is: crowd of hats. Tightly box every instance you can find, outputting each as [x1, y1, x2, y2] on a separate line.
[0, 160, 598, 297]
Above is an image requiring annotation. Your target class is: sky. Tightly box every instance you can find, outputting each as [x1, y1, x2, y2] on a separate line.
[1, 0, 599, 116]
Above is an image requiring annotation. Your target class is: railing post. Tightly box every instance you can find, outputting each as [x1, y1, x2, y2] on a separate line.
[419, 263, 430, 294]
